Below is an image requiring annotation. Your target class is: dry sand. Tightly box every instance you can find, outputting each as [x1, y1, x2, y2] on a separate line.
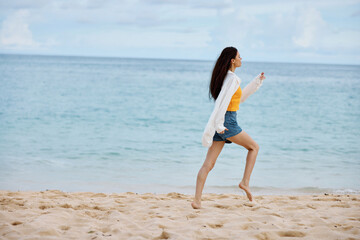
[0, 190, 359, 239]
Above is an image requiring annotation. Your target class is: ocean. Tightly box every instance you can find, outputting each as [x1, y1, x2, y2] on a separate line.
[0, 54, 359, 195]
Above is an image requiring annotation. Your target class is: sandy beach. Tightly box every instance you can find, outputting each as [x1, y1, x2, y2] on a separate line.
[0, 190, 359, 239]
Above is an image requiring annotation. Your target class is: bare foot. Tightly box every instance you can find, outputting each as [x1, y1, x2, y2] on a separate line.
[239, 181, 253, 201]
[191, 201, 201, 209]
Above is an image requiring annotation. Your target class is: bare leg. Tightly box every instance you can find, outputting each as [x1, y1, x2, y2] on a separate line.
[191, 141, 225, 209]
[227, 131, 259, 201]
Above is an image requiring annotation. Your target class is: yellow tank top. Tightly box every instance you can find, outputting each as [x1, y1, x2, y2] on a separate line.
[227, 86, 242, 111]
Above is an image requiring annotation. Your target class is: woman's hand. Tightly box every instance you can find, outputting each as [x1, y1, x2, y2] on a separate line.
[260, 72, 266, 80]
[219, 128, 228, 134]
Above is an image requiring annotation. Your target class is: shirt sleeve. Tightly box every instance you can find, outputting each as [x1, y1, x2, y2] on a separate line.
[240, 73, 264, 104]
[213, 76, 240, 133]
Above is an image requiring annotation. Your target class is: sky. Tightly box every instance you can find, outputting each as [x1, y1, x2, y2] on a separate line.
[0, 0, 359, 65]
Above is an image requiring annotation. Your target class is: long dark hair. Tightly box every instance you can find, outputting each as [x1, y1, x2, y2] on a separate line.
[209, 46, 238, 101]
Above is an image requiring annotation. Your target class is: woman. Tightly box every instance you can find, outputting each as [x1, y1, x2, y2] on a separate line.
[191, 46, 266, 209]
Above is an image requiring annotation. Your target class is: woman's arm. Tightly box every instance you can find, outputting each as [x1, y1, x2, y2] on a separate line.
[240, 73, 265, 104]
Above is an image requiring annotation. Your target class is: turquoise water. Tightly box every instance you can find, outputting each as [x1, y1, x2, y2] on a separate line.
[0, 54, 359, 195]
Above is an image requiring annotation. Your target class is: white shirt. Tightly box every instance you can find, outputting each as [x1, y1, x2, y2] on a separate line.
[202, 70, 264, 148]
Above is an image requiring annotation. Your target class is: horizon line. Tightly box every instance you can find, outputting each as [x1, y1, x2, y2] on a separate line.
[1, 52, 359, 67]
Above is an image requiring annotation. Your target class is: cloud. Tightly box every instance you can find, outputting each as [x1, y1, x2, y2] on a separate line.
[0, 0, 358, 64]
[213, 7, 263, 49]
[212, 2, 360, 59]
[0, 10, 40, 49]
[0, 9, 58, 50]
[292, 7, 326, 48]
[291, 6, 360, 52]
[72, 28, 212, 49]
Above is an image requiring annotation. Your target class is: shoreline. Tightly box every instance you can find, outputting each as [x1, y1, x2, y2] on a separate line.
[1, 185, 359, 196]
[1, 190, 359, 239]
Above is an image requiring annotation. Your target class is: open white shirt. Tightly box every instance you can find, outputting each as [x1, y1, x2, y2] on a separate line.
[202, 70, 264, 148]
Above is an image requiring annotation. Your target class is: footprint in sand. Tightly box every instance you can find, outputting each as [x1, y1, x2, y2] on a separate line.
[341, 225, 354, 231]
[74, 204, 90, 210]
[288, 196, 299, 200]
[207, 223, 224, 229]
[11, 221, 22, 226]
[140, 195, 154, 200]
[269, 213, 282, 218]
[255, 232, 278, 240]
[216, 195, 229, 199]
[16, 202, 25, 207]
[213, 204, 232, 209]
[60, 203, 72, 209]
[93, 206, 105, 211]
[154, 230, 171, 240]
[91, 193, 107, 198]
[241, 223, 258, 230]
[244, 202, 256, 208]
[186, 213, 197, 219]
[306, 204, 317, 209]
[166, 192, 185, 199]
[331, 203, 351, 208]
[39, 205, 53, 210]
[60, 225, 70, 231]
[85, 211, 100, 218]
[277, 231, 306, 237]
[251, 206, 267, 211]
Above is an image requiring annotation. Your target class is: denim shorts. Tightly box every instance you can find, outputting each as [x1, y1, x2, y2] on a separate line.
[213, 111, 242, 144]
